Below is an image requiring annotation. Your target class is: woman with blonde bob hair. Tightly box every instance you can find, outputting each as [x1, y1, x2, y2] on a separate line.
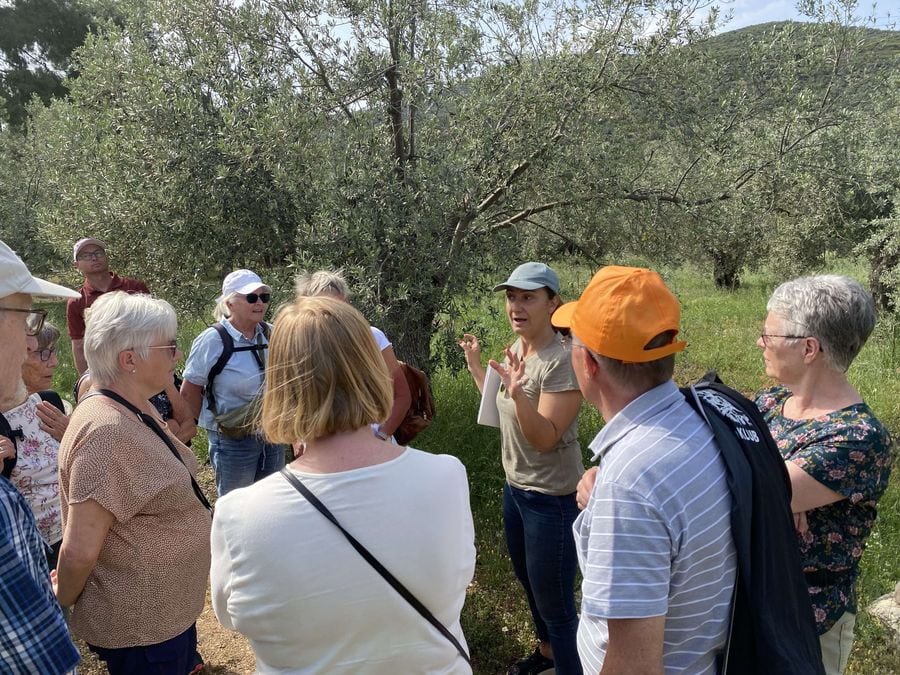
[211, 297, 476, 674]
[294, 269, 412, 442]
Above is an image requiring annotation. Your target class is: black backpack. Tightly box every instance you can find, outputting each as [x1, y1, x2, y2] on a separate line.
[681, 373, 824, 675]
[205, 323, 270, 415]
[1, 391, 66, 478]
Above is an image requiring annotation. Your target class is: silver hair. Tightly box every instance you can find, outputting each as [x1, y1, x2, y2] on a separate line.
[84, 291, 177, 386]
[294, 269, 350, 300]
[35, 321, 61, 351]
[767, 275, 876, 372]
[214, 292, 240, 321]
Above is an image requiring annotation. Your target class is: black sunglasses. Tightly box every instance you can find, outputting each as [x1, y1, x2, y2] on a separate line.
[245, 293, 271, 304]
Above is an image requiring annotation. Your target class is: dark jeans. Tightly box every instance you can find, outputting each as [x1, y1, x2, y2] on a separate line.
[208, 430, 286, 497]
[89, 623, 197, 675]
[503, 483, 582, 675]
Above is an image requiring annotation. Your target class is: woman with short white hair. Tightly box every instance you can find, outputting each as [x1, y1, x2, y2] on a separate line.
[57, 291, 212, 675]
[181, 269, 286, 496]
[755, 275, 893, 675]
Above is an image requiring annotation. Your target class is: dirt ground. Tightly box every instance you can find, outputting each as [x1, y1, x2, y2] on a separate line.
[75, 590, 257, 674]
[75, 465, 257, 674]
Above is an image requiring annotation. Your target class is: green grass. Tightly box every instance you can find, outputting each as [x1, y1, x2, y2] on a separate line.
[43, 259, 899, 673]
[425, 258, 900, 673]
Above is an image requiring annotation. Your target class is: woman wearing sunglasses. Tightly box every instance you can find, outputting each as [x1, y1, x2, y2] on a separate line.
[182, 269, 287, 496]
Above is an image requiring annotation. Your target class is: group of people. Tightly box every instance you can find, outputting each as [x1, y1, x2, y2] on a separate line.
[0, 236, 893, 675]
[458, 262, 892, 675]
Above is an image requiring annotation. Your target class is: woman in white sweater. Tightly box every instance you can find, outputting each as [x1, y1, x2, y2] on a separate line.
[210, 296, 476, 674]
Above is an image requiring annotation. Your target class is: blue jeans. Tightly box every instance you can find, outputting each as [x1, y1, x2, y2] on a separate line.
[208, 430, 286, 497]
[89, 623, 196, 675]
[503, 483, 582, 675]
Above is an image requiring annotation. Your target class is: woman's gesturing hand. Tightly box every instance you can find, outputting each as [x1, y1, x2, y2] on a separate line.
[489, 347, 529, 400]
[458, 333, 482, 370]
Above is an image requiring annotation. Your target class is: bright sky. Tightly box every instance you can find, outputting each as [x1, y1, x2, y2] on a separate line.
[715, 0, 900, 31]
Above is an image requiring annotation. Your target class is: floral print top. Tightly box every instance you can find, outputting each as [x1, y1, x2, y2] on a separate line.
[6, 393, 63, 546]
[756, 385, 893, 634]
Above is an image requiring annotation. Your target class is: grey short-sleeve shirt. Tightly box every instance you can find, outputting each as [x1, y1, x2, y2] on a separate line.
[496, 336, 583, 495]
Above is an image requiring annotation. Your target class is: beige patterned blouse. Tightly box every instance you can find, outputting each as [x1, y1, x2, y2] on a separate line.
[59, 395, 212, 648]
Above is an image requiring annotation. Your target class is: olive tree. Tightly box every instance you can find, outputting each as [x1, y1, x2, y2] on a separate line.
[24, 0, 890, 361]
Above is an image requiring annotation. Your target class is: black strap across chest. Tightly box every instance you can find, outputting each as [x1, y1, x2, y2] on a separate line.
[279, 467, 470, 665]
[205, 323, 268, 414]
[85, 390, 212, 512]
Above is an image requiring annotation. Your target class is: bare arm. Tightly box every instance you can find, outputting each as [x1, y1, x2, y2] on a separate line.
[165, 379, 196, 444]
[785, 461, 845, 513]
[600, 617, 665, 675]
[379, 347, 412, 437]
[179, 380, 204, 424]
[490, 347, 582, 452]
[72, 339, 87, 375]
[458, 333, 486, 393]
[56, 499, 115, 607]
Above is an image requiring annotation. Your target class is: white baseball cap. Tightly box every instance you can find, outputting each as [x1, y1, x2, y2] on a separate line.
[73, 237, 107, 261]
[221, 269, 270, 297]
[1, 241, 79, 299]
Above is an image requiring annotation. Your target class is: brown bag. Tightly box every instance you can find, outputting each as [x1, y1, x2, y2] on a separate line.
[213, 394, 262, 439]
[393, 362, 435, 445]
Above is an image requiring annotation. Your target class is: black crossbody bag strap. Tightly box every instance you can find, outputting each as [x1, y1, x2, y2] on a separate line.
[86, 390, 212, 513]
[279, 467, 470, 665]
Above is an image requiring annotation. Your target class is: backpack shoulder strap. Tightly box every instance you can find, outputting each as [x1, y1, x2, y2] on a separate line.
[0, 410, 21, 478]
[206, 323, 234, 414]
[38, 390, 66, 414]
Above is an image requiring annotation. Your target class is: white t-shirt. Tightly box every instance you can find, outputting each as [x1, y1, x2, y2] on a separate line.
[5, 393, 63, 545]
[211, 447, 475, 674]
[370, 326, 390, 351]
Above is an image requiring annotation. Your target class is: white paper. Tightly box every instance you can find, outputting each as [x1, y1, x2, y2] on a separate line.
[477, 366, 502, 428]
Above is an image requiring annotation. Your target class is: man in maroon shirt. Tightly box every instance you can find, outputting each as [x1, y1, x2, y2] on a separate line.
[66, 238, 150, 374]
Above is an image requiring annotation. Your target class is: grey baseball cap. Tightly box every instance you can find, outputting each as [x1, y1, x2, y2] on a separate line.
[493, 262, 560, 295]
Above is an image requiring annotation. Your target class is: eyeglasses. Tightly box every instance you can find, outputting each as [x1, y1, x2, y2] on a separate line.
[146, 342, 179, 358]
[76, 249, 106, 261]
[28, 346, 58, 362]
[244, 293, 271, 304]
[0, 307, 47, 336]
[759, 332, 809, 347]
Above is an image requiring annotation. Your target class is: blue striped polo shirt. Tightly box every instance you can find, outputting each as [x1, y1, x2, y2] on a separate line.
[574, 379, 737, 674]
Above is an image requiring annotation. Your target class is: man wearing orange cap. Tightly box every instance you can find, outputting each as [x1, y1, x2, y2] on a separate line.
[552, 266, 736, 675]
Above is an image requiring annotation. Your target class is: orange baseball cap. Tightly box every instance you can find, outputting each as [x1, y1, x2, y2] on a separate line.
[552, 266, 686, 363]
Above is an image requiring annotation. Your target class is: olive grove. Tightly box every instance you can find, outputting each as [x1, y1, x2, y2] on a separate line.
[3, 0, 897, 363]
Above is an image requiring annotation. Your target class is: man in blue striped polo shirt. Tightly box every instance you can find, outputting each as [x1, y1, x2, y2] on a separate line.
[552, 266, 736, 675]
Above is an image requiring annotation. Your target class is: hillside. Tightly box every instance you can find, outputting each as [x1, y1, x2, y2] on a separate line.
[702, 20, 900, 90]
